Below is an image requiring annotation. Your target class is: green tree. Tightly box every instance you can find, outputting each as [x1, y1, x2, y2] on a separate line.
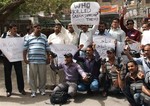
[0, 0, 25, 23]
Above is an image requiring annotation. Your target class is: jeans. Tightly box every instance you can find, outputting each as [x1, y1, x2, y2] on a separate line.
[134, 93, 141, 105]
[77, 79, 99, 91]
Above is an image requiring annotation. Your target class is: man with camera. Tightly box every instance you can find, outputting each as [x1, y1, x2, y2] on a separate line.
[74, 44, 101, 94]
[99, 48, 125, 97]
[51, 53, 88, 98]
[124, 44, 150, 74]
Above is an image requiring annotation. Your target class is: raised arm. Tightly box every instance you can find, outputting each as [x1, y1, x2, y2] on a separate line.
[72, 25, 81, 35]
[120, 7, 128, 33]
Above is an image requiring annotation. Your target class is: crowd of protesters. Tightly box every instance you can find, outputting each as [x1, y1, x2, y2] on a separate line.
[0, 7, 150, 106]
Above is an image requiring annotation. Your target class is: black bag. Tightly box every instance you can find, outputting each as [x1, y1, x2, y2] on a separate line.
[50, 91, 68, 105]
[130, 82, 143, 94]
[140, 92, 150, 104]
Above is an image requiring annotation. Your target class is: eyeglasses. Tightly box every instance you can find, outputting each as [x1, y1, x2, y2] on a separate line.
[127, 23, 134, 25]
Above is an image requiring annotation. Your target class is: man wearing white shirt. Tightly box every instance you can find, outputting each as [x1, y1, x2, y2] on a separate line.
[54, 19, 78, 46]
[48, 23, 68, 44]
[95, 22, 111, 36]
[72, 24, 98, 51]
[65, 23, 78, 46]
[47, 23, 67, 89]
[109, 18, 126, 42]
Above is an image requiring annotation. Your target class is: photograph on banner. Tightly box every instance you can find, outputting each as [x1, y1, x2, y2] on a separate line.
[141, 31, 150, 45]
[50, 44, 78, 64]
[70, 2, 100, 25]
[0, 38, 24, 62]
[93, 36, 115, 59]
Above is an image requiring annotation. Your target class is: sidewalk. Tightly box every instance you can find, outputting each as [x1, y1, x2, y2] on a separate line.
[0, 62, 129, 106]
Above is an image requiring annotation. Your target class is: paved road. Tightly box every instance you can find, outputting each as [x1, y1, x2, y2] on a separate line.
[0, 63, 129, 106]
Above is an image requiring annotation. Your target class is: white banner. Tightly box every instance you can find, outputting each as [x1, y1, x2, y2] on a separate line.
[0, 38, 24, 62]
[116, 41, 140, 57]
[50, 44, 78, 64]
[141, 31, 150, 45]
[93, 36, 115, 59]
[70, 2, 100, 25]
[116, 42, 125, 57]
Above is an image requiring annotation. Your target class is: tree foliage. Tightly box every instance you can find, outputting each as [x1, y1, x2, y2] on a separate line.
[0, 0, 25, 22]
[0, 0, 97, 20]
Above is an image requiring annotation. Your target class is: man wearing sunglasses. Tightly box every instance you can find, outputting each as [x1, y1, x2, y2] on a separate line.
[120, 8, 141, 42]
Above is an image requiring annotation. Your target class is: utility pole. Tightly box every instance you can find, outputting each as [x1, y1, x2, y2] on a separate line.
[136, 0, 141, 29]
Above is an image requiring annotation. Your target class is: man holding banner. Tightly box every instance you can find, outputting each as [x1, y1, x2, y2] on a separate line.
[48, 23, 68, 90]
[1, 23, 26, 97]
[71, 2, 100, 55]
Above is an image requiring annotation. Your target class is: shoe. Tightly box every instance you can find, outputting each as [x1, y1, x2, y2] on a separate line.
[20, 90, 26, 95]
[31, 92, 36, 98]
[41, 91, 46, 96]
[6, 92, 11, 97]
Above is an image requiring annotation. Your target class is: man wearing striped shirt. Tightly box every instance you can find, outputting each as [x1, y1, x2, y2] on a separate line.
[99, 48, 125, 97]
[23, 24, 51, 97]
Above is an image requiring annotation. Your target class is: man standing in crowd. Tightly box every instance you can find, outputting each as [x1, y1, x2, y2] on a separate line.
[54, 19, 78, 46]
[109, 18, 126, 42]
[24, 25, 33, 83]
[64, 23, 78, 46]
[1, 23, 26, 97]
[23, 24, 50, 97]
[95, 22, 111, 36]
[120, 8, 141, 42]
[48, 23, 68, 90]
[72, 24, 98, 53]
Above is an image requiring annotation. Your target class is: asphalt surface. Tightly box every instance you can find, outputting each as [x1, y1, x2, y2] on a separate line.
[0, 62, 129, 106]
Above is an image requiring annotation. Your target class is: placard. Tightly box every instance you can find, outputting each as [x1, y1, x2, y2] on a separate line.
[71, 2, 100, 25]
[0, 38, 24, 62]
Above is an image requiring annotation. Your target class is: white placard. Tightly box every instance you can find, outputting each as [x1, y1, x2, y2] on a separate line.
[70, 2, 100, 25]
[116, 41, 140, 57]
[128, 42, 140, 52]
[116, 41, 125, 57]
[93, 36, 115, 59]
[0, 38, 24, 62]
[141, 31, 150, 45]
[50, 44, 78, 64]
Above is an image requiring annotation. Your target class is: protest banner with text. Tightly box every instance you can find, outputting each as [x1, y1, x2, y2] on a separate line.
[50, 44, 78, 64]
[0, 38, 24, 62]
[71, 2, 100, 25]
[93, 36, 115, 59]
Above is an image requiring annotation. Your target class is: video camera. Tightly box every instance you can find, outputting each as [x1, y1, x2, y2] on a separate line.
[50, 51, 57, 58]
[121, 50, 140, 58]
[86, 73, 92, 79]
[114, 64, 123, 71]
[101, 58, 106, 65]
